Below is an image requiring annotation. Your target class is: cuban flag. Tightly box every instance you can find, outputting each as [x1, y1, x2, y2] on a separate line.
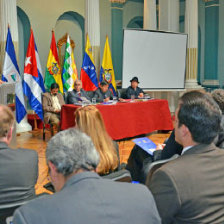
[2, 27, 27, 123]
[80, 34, 98, 91]
[23, 29, 45, 121]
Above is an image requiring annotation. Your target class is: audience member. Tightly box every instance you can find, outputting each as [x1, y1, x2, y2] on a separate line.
[127, 89, 224, 183]
[93, 80, 113, 103]
[126, 76, 144, 99]
[148, 91, 224, 223]
[126, 130, 182, 183]
[75, 105, 119, 175]
[67, 79, 90, 104]
[13, 128, 161, 224]
[0, 105, 38, 205]
[211, 89, 224, 148]
[42, 83, 65, 131]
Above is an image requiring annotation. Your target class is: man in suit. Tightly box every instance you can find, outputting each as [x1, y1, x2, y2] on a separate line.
[94, 80, 113, 103]
[126, 76, 144, 99]
[148, 91, 224, 224]
[13, 128, 161, 224]
[42, 83, 65, 131]
[0, 105, 38, 205]
[67, 79, 90, 104]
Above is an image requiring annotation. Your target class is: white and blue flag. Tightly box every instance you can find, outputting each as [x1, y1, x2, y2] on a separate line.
[2, 27, 27, 123]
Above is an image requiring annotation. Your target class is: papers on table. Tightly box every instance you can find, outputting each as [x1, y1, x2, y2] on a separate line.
[133, 137, 157, 156]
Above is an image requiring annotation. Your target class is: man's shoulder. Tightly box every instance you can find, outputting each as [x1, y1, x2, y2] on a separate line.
[43, 92, 51, 98]
[157, 144, 224, 176]
[94, 88, 101, 94]
[3, 147, 38, 158]
[137, 86, 143, 91]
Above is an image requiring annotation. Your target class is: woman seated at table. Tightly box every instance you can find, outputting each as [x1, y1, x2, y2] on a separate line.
[75, 105, 119, 175]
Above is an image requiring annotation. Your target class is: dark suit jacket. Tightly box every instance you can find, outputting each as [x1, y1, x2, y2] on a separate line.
[148, 143, 224, 224]
[0, 142, 38, 206]
[42, 92, 65, 124]
[13, 172, 161, 224]
[126, 86, 144, 99]
[67, 89, 90, 104]
[93, 88, 113, 103]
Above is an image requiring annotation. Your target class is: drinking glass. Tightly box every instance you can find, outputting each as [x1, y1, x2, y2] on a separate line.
[92, 98, 96, 104]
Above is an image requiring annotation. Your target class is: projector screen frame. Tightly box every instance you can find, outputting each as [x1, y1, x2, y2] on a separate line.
[122, 29, 188, 90]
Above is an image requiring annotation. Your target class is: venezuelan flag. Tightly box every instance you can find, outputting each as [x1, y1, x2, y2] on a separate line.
[80, 34, 98, 91]
[100, 36, 117, 95]
[45, 31, 63, 93]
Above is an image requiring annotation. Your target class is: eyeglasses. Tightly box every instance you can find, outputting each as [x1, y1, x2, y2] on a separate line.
[75, 84, 81, 86]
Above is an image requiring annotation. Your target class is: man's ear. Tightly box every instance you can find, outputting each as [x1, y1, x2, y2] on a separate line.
[48, 161, 57, 173]
[181, 124, 190, 137]
[6, 127, 13, 145]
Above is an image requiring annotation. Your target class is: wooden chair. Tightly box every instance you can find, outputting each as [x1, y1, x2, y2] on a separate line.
[42, 94, 54, 141]
[43, 122, 54, 141]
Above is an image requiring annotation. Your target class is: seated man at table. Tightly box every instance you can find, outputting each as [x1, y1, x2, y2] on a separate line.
[67, 79, 90, 104]
[0, 105, 38, 205]
[13, 128, 161, 224]
[126, 76, 144, 99]
[42, 83, 65, 131]
[94, 80, 113, 103]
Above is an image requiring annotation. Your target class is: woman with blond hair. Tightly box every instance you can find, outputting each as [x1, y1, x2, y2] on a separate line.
[75, 105, 119, 175]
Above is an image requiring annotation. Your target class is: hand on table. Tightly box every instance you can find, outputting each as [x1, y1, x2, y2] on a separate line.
[138, 93, 144, 98]
[104, 97, 110, 102]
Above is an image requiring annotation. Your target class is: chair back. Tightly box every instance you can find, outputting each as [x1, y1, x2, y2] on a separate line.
[64, 91, 70, 104]
[102, 169, 132, 182]
[145, 154, 179, 186]
[117, 88, 127, 99]
[87, 91, 95, 100]
[0, 201, 27, 224]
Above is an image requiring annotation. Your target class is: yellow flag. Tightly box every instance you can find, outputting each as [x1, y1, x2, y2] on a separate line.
[100, 36, 117, 94]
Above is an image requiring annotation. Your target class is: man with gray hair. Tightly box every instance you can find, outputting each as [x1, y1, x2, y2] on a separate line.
[67, 79, 90, 104]
[13, 128, 161, 224]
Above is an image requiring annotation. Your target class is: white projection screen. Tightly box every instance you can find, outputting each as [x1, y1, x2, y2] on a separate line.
[122, 29, 187, 89]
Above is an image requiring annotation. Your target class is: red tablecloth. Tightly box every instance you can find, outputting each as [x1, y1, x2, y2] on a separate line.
[61, 99, 173, 140]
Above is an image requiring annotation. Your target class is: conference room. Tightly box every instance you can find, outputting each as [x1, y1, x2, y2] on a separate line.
[1, 0, 224, 223]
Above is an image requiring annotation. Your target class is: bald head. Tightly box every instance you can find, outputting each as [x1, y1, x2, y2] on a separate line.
[0, 105, 14, 139]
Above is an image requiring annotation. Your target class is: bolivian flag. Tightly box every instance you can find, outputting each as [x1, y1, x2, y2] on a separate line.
[45, 30, 63, 93]
[100, 35, 117, 95]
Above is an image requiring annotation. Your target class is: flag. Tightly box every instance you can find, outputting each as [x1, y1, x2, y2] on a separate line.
[44, 30, 63, 93]
[80, 34, 98, 91]
[62, 34, 78, 92]
[100, 36, 117, 95]
[23, 28, 45, 121]
[2, 27, 26, 123]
